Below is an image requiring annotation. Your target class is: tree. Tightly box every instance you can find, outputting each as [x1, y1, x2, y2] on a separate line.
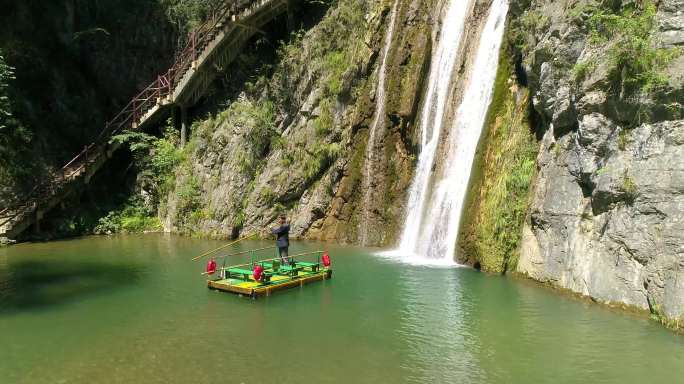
[0, 50, 30, 153]
[0, 50, 15, 134]
[0, 50, 31, 203]
[158, 0, 224, 34]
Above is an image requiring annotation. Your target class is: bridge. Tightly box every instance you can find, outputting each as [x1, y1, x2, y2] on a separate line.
[0, 0, 296, 243]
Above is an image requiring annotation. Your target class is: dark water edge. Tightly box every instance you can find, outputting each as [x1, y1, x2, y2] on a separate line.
[1, 234, 682, 384]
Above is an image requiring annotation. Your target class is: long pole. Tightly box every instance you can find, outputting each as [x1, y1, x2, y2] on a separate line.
[191, 232, 257, 261]
[216, 246, 276, 259]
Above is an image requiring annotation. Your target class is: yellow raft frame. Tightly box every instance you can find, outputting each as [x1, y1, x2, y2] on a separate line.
[206, 250, 332, 298]
[208, 268, 332, 297]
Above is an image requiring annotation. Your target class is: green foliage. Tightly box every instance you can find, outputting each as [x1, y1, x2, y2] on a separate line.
[112, 123, 183, 198]
[649, 303, 684, 332]
[572, 60, 597, 82]
[270, 135, 286, 151]
[157, 0, 223, 33]
[586, 1, 681, 93]
[460, 54, 538, 273]
[100, 124, 183, 235]
[175, 175, 202, 218]
[304, 142, 341, 179]
[95, 198, 162, 235]
[322, 51, 349, 96]
[596, 166, 610, 176]
[510, 10, 550, 53]
[217, 99, 278, 177]
[260, 186, 276, 205]
[334, 0, 366, 31]
[121, 215, 162, 233]
[233, 209, 246, 229]
[273, 202, 286, 214]
[189, 209, 210, 224]
[0, 50, 32, 193]
[0, 51, 15, 131]
[275, 29, 306, 71]
[302, 155, 321, 180]
[520, 10, 550, 33]
[621, 172, 638, 204]
[313, 98, 334, 136]
[111, 131, 155, 153]
[161, 0, 369, 231]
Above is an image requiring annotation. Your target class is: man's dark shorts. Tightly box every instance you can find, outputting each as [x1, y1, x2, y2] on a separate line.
[279, 246, 289, 263]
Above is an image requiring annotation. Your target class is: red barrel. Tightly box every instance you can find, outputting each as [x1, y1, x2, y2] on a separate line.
[322, 251, 331, 267]
[206, 259, 217, 275]
[253, 265, 264, 281]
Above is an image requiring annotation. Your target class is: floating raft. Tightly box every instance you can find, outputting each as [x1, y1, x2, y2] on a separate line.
[207, 251, 332, 298]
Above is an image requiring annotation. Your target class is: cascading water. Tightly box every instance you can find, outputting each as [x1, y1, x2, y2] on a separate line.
[390, 0, 509, 264]
[394, 0, 474, 253]
[360, 0, 400, 246]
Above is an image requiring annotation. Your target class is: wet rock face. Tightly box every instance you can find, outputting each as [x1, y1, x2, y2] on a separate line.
[164, 0, 434, 246]
[514, 0, 684, 321]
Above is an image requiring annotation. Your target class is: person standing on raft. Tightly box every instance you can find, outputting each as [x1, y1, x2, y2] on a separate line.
[272, 215, 290, 265]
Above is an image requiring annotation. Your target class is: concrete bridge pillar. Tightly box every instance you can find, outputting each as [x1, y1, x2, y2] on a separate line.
[180, 106, 188, 147]
[34, 210, 43, 234]
[172, 105, 189, 147]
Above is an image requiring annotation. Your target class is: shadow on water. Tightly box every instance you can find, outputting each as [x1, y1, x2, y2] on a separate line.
[0, 260, 143, 315]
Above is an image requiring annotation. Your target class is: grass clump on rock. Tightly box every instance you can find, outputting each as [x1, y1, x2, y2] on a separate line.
[584, 0, 681, 93]
[459, 53, 538, 274]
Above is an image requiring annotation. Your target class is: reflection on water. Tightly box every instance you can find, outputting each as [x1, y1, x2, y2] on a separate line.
[0, 260, 141, 314]
[0, 235, 682, 384]
[396, 265, 484, 383]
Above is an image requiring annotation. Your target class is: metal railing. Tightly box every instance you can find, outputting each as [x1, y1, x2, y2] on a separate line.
[1, 0, 271, 232]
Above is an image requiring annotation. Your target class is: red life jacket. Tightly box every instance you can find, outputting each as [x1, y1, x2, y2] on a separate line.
[253, 265, 264, 281]
[206, 259, 217, 275]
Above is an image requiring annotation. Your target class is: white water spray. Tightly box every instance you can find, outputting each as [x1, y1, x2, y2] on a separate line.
[360, 0, 400, 246]
[390, 0, 509, 264]
[395, 0, 474, 255]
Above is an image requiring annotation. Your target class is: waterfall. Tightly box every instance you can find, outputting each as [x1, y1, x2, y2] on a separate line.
[391, 0, 509, 264]
[395, 0, 474, 253]
[360, 0, 400, 246]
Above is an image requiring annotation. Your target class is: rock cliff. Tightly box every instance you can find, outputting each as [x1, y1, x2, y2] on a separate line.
[163, 0, 435, 246]
[163, 1, 683, 328]
[509, 0, 684, 326]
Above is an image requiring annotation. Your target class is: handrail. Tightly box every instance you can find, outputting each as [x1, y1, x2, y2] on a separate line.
[218, 251, 325, 271]
[1, 0, 272, 233]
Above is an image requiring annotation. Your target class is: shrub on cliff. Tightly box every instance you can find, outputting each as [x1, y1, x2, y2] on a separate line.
[99, 125, 184, 234]
[583, 0, 681, 93]
[159, 0, 224, 34]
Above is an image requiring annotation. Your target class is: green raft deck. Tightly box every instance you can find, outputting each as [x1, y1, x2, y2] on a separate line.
[206, 250, 332, 297]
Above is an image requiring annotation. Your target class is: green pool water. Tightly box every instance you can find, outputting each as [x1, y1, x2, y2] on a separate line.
[0, 234, 682, 383]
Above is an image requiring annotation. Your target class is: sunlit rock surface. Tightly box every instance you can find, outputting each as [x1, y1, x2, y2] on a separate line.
[515, 0, 684, 323]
